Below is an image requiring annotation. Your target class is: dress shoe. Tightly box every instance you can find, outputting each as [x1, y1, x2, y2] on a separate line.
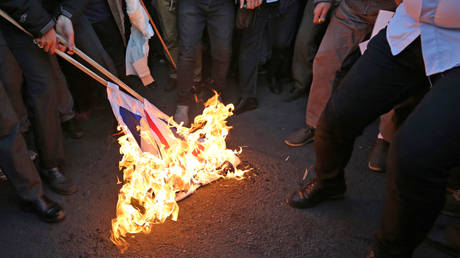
[62, 117, 84, 139]
[40, 167, 77, 195]
[234, 97, 258, 115]
[368, 138, 389, 172]
[268, 76, 281, 94]
[164, 77, 177, 92]
[21, 195, 66, 223]
[284, 126, 315, 147]
[283, 87, 306, 102]
[286, 177, 346, 209]
[174, 105, 189, 126]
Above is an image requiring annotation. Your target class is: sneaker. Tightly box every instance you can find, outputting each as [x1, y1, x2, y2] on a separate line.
[284, 126, 315, 147]
[368, 139, 389, 172]
[174, 105, 189, 126]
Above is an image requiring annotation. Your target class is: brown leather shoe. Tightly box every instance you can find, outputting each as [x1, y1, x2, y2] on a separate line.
[284, 126, 315, 147]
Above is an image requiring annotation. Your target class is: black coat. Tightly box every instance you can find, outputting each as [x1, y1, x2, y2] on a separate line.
[0, 0, 88, 37]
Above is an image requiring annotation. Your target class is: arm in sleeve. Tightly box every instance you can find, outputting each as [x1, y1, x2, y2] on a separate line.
[0, 0, 55, 37]
[56, 0, 90, 22]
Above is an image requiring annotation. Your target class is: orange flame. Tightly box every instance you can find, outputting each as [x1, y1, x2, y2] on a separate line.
[110, 94, 248, 252]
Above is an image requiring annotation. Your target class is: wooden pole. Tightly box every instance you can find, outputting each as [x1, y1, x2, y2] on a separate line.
[56, 35, 144, 101]
[0, 9, 144, 102]
[139, 0, 177, 69]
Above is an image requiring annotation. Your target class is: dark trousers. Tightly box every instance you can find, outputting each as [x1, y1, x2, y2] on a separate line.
[314, 28, 460, 256]
[239, 2, 300, 98]
[177, 0, 234, 105]
[60, 15, 118, 112]
[0, 81, 43, 201]
[1, 21, 65, 169]
[291, 0, 333, 91]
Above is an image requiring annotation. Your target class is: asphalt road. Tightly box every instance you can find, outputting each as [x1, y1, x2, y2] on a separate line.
[0, 63, 451, 257]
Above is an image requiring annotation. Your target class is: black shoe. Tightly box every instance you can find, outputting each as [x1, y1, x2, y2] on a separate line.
[40, 167, 77, 195]
[286, 177, 346, 209]
[62, 118, 84, 139]
[368, 139, 389, 172]
[165, 77, 177, 92]
[268, 76, 281, 94]
[234, 97, 258, 115]
[21, 195, 66, 223]
[283, 87, 306, 102]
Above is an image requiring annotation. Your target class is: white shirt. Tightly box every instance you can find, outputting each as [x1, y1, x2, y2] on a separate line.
[386, 0, 460, 76]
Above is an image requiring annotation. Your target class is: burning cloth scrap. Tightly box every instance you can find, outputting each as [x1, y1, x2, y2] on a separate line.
[106, 82, 247, 251]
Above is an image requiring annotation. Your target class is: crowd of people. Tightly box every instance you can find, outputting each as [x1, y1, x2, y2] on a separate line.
[0, 0, 459, 256]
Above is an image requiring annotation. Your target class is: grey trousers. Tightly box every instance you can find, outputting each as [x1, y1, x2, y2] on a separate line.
[305, 0, 396, 128]
[1, 20, 66, 169]
[0, 81, 43, 201]
[291, 0, 335, 91]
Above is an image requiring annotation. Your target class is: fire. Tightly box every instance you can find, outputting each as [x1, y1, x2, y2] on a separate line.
[110, 94, 248, 252]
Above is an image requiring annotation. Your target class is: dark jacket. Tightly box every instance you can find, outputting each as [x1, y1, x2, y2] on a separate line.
[0, 0, 88, 38]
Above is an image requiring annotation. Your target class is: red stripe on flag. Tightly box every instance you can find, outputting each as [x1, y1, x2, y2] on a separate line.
[144, 110, 170, 149]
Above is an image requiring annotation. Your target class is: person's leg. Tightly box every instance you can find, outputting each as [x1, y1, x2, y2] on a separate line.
[3, 44, 65, 170]
[235, 6, 270, 114]
[1, 25, 77, 195]
[369, 92, 427, 172]
[0, 32, 27, 130]
[287, 29, 429, 208]
[0, 81, 42, 201]
[174, 0, 207, 124]
[154, 0, 179, 73]
[267, 2, 302, 94]
[305, 0, 379, 129]
[206, 0, 235, 94]
[287, 0, 332, 102]
[373, 67, 460, 256]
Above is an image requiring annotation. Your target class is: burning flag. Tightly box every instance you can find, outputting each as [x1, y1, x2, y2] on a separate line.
[107, 83, 249, 252]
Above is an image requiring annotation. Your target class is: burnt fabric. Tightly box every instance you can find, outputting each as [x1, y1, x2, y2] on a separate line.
[0, 81, 43, 201]
[176, 0, 234, 105]
[314, 28, 460, 256]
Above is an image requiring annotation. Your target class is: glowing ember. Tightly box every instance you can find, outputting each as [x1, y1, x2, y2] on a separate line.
[110, 94, 248, 252]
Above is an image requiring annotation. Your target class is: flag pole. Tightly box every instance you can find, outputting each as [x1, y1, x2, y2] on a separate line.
[139, 0, 177, 69]
[0, 9, 144, 102]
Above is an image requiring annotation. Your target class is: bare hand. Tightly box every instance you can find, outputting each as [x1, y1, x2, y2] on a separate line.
[313, 2, 332, 24]
[35, 28, 57, 54]
[240, 0, 262, 9]
[55, 15, 75, 54]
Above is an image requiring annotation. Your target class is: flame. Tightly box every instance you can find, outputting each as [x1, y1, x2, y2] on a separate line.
[110, 94, 249, 252]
